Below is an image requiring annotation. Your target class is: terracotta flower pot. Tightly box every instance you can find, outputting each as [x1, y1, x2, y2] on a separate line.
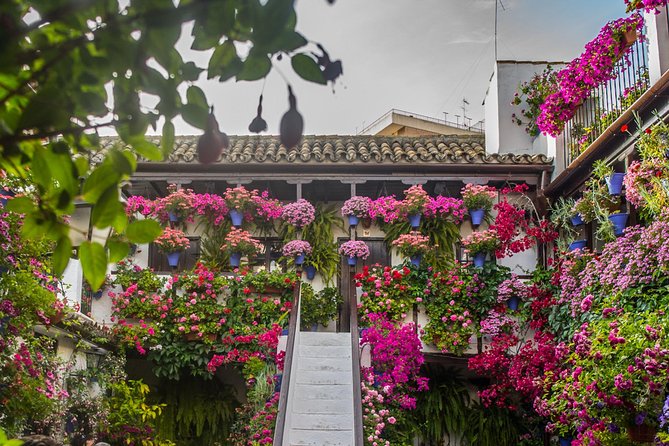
[621, 28, 638, 48]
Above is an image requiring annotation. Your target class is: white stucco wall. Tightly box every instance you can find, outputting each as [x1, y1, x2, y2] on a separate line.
[484, 68, 500, 154]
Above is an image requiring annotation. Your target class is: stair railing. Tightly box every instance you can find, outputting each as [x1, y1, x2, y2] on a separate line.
[349, 266, 364, 445]
[273, 270, 302, 446]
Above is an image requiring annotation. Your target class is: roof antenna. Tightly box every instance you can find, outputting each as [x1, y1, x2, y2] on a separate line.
[495, 0, 506, 62]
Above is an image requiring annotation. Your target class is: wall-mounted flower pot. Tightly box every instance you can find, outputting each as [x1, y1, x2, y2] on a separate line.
[281, 328, 289, 336]
[472, 252, 486, 268]
[507, 296, 520, 311]
[609, 212, 628, 236]
[621, 28, 637, 48]
[168, 212, 180, 223]
[408, 213, 421, 228]
[348, 215, 359, 227]
[229, 209, 244, 227]
[274, 374, 283, 393]
[295, 253, 305, 266]
[167, 251, 181, 267]
[0, 189, 14, 207]
[410, 254, 422, 268]
[568, 240, 587, 251]
[559, 436, 573, 446]
[570, 214, 584, 226]
[347, 256, 357, 266]
[304, 265, 317, 280]
[469, 208, 485, 226]
[230, 252, 242, 267]
[606, 173, 625, 195]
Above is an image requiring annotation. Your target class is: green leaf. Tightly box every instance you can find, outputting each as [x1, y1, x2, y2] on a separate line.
[91, 186, 124, 229]
[107, 240, 129, 263]
[79, 241, 108, 291]
[208, 41, 242, 81]
[237, 53, 271, 81]
[6, 196, 35, 214]
[53, 236, 72, 277]
[181, 103, 208, 129]
[161, 120, 175, 158]
[186, 85, 208, 110]
[129, 136, 163, 161]
[126, 219, 162, 244]
[82, 164, 120, 203]
[291, 54, 326, 85]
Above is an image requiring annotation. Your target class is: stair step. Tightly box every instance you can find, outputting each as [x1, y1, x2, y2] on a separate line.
[295, 370, 352, 385]
[299, 332, 351, 346]
[292, 383, 353, 400]
[289, 413, 354, 430]
[288, 428, 354, 446]
[299, 345, 351, 358]
[293, 397, 353, 414]
[297, 357, 352, 372]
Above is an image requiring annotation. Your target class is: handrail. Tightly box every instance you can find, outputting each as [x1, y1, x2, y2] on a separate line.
[349, 266, 364, 445]
[273, 271, 302, 446]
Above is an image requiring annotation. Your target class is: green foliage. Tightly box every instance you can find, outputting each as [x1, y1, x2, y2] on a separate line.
[149, 331, 217, 381]
[296, 204, 343, 284]
[464, 402, 522, 446]
[0, 1, 334, 287]
[549, 197, 580, 252]
[0, 429, 22, 446]
[300, 285, 342, 328]
[156, 377, 238, 446]
[381, 217, 460, 270]
[113, 260, 165, 292]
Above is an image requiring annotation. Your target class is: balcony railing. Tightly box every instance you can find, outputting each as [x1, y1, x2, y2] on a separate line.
[562, 33, 649, 167]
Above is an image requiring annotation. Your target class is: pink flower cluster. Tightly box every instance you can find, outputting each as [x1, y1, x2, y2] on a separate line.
[254, 191, 283, 222]
[222, 228, 263, 255]
[341, 195, 372, 217]
[537, 14, 645, 136]
[391, 231, 432, 256]
[339, 240, 370, 259]
[281, 198, 315, 228]
[154, 227, 190, 252]
[625, 0, 668, 13]
[192, 193, 228, 225]
[423, 195, 466, 223]
[125, 195, 154, 217]
[462, 229, 500, 255]
[461, 183, 497, 211]
[369, 195, 402, 223]
[400, 184, 430, 214]
[224, 186, 259, 211]
[282, 240, 312, 257]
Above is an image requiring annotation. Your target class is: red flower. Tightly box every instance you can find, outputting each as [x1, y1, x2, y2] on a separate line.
[645, 128, 652, 134]
[620, 124, 629, 133]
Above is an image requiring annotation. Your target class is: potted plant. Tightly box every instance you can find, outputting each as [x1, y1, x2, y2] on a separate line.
[391, 231, 432, 267]
[341, 196, 371, 227]
[511, 65, 558, 138]
[222, 228, 263, 268]
[302, 260, 317, 280]
[224, 186, 259, 226]
[339, 240, 370, 266]
[497, 275, 527, 311]
[160, 184, 194, 223]
[282, 240, 312, 266]
[300, 285, 342, 331]
[461, 183, 497, 226]
[154, 227, 190, 267]
[113, 260, 164, 292]
[400, 185, 430, 228]
[281, 198, 316, 229]
[462, 229, 500, 268]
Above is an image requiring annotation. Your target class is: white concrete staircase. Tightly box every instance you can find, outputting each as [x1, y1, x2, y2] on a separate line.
[284, 332, 355, 446]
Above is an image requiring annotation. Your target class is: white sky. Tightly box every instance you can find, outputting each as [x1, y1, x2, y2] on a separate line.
[116, 0, 628, 136]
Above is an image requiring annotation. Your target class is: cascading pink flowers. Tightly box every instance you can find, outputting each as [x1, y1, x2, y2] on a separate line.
[281, 199, 315, 227]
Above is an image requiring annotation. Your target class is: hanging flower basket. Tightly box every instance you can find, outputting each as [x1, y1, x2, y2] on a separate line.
[339, 240, 370, 267]
[473, 252, 487, 268]
[347, 256, 358, 266]
[295, 253, 305, 266]
[348, 215, 359, 227]
[168, 212, 180, 223]
[621, 28, 637, 48]
[507, 295, 520, 311]
[229, 209, 244, 227]
[609, 212, 629, 236]
[606, 173, 626, 195]
[410, 254, 422, 267]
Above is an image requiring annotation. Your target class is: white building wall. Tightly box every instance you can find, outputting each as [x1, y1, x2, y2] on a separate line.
[484, 68, 500, 154]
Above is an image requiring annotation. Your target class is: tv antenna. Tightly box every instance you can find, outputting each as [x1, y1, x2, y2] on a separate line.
[495, 0, 506, 61]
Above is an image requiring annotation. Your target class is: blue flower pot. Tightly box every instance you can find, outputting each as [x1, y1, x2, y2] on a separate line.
[609, 212, 628, 236]
[168, 212, 179, 223]
[310, 323, 319, 332]
[606, 173, 625, 196]
[568, 240, 587, 251]
[167, 251, 180, 267]
[469, 208, 485, 226]
[559, 436, 573, 446]
[281, 328, 289, 336]
[305, 265, 317, 280]
[571, 214, 584, 226]
[348, 215, 359, 227]
[0, 189, 14, 207]
[410, 254, 421, 267]
[295, 253, 305, 266]
[507, 296, 520, 311]
[347, 256, 357, 266]
[274, 374, 283, 393]
[473, 252, 486, 268]
[408, 213, 421, 228]
[229, 209, 244, 227]
[93, 290, 104, 299]
[230, 252, 242, 267]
